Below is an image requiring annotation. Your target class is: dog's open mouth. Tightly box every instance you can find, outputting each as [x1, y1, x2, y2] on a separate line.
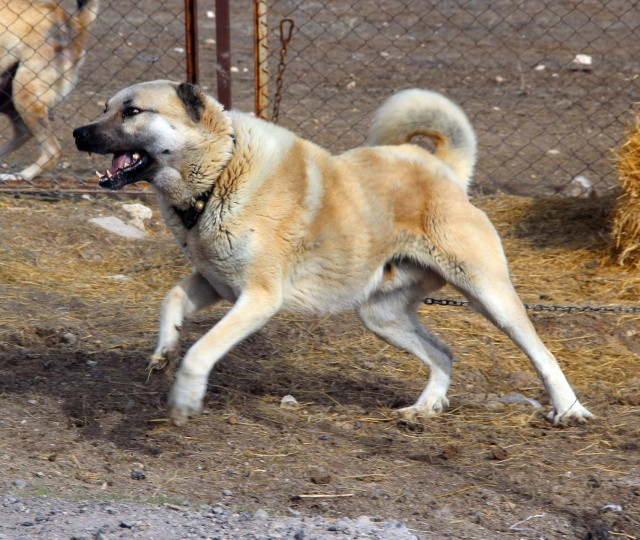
[97, 151, 149, 190]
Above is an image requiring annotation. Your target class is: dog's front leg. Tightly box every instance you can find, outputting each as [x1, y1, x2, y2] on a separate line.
[150, 271, 220, 373]
[168, 286, 282, 426]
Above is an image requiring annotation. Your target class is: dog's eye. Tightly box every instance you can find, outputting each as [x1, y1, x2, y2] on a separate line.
[123, 107, 141, 118]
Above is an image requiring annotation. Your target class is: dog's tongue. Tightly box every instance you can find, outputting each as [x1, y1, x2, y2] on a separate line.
[110, 152, 132, 174]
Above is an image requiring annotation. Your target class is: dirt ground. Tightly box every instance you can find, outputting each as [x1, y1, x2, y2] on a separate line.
[0, 192, 638, 539]
[1, 1, 639, 538]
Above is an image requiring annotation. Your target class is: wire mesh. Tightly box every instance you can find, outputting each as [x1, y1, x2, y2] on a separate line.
[0, 0, 189, 191]
[257, 0, 640, 196]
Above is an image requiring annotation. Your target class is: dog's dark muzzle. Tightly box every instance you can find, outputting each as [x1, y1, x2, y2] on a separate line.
[73, 124, 106, 153]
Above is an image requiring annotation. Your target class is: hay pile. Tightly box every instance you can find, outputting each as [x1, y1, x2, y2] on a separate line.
[612, 119, 640, 268]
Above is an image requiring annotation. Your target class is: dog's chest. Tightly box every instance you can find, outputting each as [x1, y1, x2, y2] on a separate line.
[184, 230, 250, 301]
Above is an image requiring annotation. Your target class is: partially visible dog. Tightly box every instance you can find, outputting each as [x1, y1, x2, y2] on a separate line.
[0, 0, 98, 181]
[73, 80, 593, 426]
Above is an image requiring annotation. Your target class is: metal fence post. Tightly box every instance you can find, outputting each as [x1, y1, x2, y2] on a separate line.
[184, 0, 199, 84]
[254, 0, 269, 120]
[215, 0, 232, 109]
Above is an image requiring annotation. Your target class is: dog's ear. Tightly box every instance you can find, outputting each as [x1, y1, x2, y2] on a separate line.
[176, 83, 206, 123]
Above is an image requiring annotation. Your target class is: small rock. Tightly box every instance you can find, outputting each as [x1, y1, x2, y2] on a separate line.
[88, 216, 147, 239]
[13, 479, 26, 489]
[130, 469, 146, 480]
[346, 80, 357, 89]
[122, 203, 152, 231]
[568, 53, 592, 72]
[61, 332, 77, 345]
[280, 395, 300, 409]
[440, 444, 461, 460]
[565, 175, 596, 198]
[318, 434, 331, 441]
[253, 509, 269, 519]
[310, 468, 332, 485]
[222, 489, 234, 497]
[490, 446, 509, 461]
[293, 531, 305, 540]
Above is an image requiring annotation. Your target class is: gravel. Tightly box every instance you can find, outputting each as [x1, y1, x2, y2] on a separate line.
[0, 495, 422, 539]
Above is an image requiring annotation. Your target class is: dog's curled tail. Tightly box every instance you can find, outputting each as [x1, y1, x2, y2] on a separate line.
[368, 89, 477, 191]
[75, 0, 99, 27]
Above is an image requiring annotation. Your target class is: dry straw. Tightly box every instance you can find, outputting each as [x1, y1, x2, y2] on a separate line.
[612, 118, 640, 268]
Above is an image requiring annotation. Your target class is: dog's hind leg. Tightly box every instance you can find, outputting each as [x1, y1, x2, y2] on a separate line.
[357, 284, 455, 419]
[168, 285, 283, 426]
[430, 204, 593, 424]
[455, 274, 593, 424]
[150, 271, 220, 374]
[0, 65, 32, 163]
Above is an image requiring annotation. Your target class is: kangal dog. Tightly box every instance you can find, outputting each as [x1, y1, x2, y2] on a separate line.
[73, 81, 593, 426]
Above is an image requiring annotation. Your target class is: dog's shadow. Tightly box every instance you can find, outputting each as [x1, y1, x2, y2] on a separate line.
[0, 318, 416, 453]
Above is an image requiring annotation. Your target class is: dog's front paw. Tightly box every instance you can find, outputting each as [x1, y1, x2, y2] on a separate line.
[167, 372, 207, 426]
[148, 344, 180, 373]
[547, 402, 594, 425]
[393, 396, 450, 421]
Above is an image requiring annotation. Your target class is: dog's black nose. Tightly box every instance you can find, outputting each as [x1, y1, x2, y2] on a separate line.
[73, 125, 89, 142]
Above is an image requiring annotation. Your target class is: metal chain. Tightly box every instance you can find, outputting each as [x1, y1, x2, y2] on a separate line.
[272, 18, 295, 124]
[423, 298, 640, 314]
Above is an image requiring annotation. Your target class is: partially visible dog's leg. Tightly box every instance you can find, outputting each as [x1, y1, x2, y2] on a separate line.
[0, 89, 32, 167]
[150, 271, 220, 372]
[168, 286, 282, 426]
[357, 286, 455, 419]
[0, 68, 61, 181]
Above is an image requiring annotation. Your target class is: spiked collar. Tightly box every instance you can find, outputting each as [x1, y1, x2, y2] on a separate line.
[173, 135, 235, 230]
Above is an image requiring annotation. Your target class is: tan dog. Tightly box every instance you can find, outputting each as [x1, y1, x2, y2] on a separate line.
[0, 0, 98, 181]
[73, 81, 593, 426]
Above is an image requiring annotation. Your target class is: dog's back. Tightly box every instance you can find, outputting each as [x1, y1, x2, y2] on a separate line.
[368, 89, 477, 192]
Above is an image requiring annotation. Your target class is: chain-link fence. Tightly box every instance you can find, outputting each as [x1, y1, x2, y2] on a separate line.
[2, 1, 638, 196]
[255, 0, 640, 196]
[0, 0, 194, 191]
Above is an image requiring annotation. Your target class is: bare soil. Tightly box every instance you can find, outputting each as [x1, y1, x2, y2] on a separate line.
[0, 193, 638, 539]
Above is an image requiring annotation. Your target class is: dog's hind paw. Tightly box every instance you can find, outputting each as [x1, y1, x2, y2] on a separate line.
[547, 402, 594, 425]
[393, 396, 450, 421]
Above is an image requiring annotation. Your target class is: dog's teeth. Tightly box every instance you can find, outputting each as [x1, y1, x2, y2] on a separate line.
[132, 152, 140, 161]
[106, 170, 112, 178]
[95, 171, 102, 178]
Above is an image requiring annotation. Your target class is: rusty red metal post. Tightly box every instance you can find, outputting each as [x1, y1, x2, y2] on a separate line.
[184, 0, 199, 84]
[215, 0, 232, 109]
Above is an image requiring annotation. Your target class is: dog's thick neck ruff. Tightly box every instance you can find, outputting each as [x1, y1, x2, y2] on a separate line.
[173, 134, 236, 229]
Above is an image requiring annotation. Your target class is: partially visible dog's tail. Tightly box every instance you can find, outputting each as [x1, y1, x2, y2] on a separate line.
[368, 89, 477, 191]
[75, 0, 100, 28]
